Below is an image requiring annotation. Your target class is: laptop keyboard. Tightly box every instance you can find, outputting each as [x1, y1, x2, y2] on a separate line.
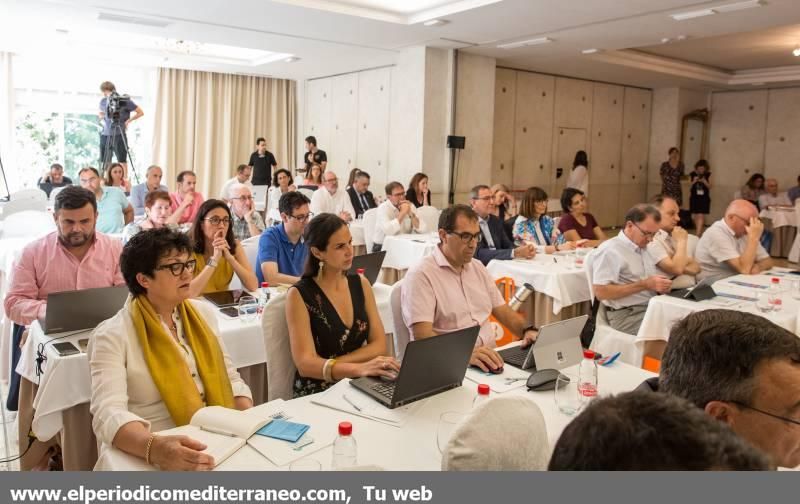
[498, 346, 531, 368]
[370, 381, 396, 399]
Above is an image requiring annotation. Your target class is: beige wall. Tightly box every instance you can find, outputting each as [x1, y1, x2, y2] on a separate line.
[491, 68, 652, 227]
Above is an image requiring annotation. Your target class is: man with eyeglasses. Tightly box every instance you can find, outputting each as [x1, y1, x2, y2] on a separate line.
[372, 182, 427, 253]
[470, 184, 535, 265]
[4, 186, 124, 467]
[402, 205, 538, 373]
[170, 170, 205, 224]
[591, 204, 671, 335]
[219, 164, 253, 202]
[657, 309, 800, 469]
[256, 191, 311, 285]
[310, 170, 356, 223]
[695, 199, 772, 283]
[347, 171, 377, 219]
[228, 184, 265, 241]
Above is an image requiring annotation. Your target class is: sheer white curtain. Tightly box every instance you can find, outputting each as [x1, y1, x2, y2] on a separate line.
[0, 52, 13, 195]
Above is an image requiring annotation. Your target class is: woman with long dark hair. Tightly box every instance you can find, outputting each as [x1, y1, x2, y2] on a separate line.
[660, 147, 684, 206]
[741, 173, 765, 210]
[285, 213, 399, 397]
[689, 160, 712, 236]
[566, 150, 589, 195]
[513, 187, 575, 253]
[268, 168, 296, 224]
[104, 162, 131, 195]
[406, 172, 431, 208]
[188, 199, 258, 296]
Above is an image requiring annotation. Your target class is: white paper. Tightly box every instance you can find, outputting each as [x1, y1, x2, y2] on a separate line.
[310, 379, 425, 427]
[464, 366, 529, 393]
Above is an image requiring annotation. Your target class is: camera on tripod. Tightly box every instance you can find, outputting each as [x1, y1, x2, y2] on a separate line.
[106, 91, 132, 123]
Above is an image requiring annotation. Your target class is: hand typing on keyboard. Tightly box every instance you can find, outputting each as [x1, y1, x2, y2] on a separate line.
[358, 355, 401, 380]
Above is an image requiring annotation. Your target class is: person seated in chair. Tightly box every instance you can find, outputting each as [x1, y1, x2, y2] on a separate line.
[648, 195, 700, 280]
[347, 170, 377, 219]
[256, 191, 311, 286]
[469, 184, 534, 265]
[373, 182, 427, 253]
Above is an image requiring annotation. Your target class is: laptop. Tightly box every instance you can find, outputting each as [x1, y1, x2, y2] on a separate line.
[498, 315, 587, 371]
[203, 289, 246, 308]
[42, 286, 129, 334]
[350, 325, 479, 409]
[347, 251, 386, 285]
[666, 276, 716, 301]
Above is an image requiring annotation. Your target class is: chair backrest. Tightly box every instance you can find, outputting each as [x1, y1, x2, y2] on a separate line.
[362, 207, 379, 252]
[686, 233, 699, 257]
[0, 210, 55, 238]
[442, 396, 549, 471]
[298, 187, 314, 200]
[11, 188, 47, 201]
[390, 279, 410, 360]
[262, 292, 295, 401]
[49, 186, 68, 203]
[416, 206, 440, 233]
[584, 248, 598, 302]
[228, 235, 260, 290]
[0, 198, 48, 220]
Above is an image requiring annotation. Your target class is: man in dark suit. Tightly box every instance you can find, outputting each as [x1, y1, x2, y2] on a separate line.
[470, 184, 535, 265]
[347, 170, 377, 218]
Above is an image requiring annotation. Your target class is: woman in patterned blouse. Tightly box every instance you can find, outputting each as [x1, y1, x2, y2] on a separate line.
[286, 213, 399, 397]
[513, 187, 576, 254]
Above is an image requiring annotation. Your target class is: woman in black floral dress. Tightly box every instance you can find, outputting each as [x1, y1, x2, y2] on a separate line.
[660, 147, 685, 206]
[286, 213, 400, 397]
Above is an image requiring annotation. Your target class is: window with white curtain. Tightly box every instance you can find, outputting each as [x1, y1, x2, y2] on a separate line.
[10, 54, 156, 191]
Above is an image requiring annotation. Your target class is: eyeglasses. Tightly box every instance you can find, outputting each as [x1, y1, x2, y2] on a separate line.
[731, 401, 800, 427]
[204, 216, 231, 226]
[631, 222, 656, 240]
[288, 212, 313, 222]
[391, 192, 405, 198]
[155, 259, 197, 277]
[232, 195, 253, 201]
[471, 196, 493, 202]
[447, 231, 483, 244]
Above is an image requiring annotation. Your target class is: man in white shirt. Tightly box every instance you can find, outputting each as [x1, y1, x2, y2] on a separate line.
[220, 164, 253, 201]
[591, 204, 672, 335]
[373, 182, 427, 252]
[648, 195, 700, 280]
[310, 170, 355, 222]
[758, 178, 791, 210]
[695, 200, 773, 283]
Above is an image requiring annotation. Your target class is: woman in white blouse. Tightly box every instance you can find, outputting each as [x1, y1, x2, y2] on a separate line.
[566, 150, 589, 195]
[90, 228, 252, 470]
[267, 168, 296, 225]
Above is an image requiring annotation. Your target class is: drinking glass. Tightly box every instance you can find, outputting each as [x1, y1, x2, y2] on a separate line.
[574, 248, 588, 268]
[238, 295, 259, 323]
[554, 372, 581, 416]
[791, 279, 800, 301]
[755, 291, 773, 314]
[436, 411, 465, 454]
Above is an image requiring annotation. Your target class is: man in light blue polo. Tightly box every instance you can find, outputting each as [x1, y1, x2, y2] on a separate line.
[78, 166, 133, 234]
[256, 191, 311, 285]
[129, 165, 168, 216]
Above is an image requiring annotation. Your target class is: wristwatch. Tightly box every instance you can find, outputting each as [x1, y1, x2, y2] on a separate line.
[207, 258, 218, 268]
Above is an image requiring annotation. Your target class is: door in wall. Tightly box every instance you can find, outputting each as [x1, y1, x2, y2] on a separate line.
[553, 127, 587, 199]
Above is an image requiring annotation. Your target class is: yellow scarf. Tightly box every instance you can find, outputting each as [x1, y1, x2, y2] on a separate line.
[130, 296, 234, 426]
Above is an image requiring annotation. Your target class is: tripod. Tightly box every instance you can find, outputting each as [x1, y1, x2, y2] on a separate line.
[0, 145, 9, 201]
[99, 120, 140, 185]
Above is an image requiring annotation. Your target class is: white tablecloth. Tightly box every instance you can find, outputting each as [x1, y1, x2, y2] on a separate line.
[760, 207, 797, 228]
[636, 270, 800, 350]
[97, 353, 654, 470]
[381, 233, 439, 271]
[17, 286, 394, 442]
[350, 221, 365, 247]
[486, 255, 590, 314]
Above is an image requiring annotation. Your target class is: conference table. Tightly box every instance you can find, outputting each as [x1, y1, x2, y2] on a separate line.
[15, 285, 395, 471]
[349, 221, 366, 256]
[635, 269, 800, 351]
[486, 252, 592, 328]
[760, 206, 797, 258]
[379, 232, 439, 284]
[96, 346, 655, 471]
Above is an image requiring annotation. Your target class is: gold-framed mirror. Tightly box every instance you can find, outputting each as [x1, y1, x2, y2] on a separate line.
[680, 108, 710, 170]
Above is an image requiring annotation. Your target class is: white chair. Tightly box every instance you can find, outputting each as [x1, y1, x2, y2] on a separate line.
[390, 279, 410, 360]
[0, 210, 55, 238]
[229, 235, 260, 291]
[789, 202, 800, 263]
[298, 188, 314, 201]
[733, 190, 743, 200]
[0, 198, 48, 220]
[584, 249, 642, 366]
[10, 188, 47, 201]
[416, 206, 440, 233]
[442, 396, 549, 471]
[362, 207, 379, 253]
[262, 292, 295, 401]
[49, 186, 68, 204]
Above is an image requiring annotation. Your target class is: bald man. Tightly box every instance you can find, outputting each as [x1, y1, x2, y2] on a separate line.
[695, 199, 773, 283]
[758, 178, 791, 209]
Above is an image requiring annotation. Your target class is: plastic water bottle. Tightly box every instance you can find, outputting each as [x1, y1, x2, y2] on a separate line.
[332, 421, 358, 469]
[356, 268, 365, 277]
[258, 282, 270, 316]
[473, 383, 490, 408]
[578, 350, 598, 405]
[769, 277, 783, 312]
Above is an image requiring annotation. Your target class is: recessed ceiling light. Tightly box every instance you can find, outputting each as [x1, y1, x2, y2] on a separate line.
[793, 48, 800, 57]
[581, 48, 600, 55]
[671, 0, 764, 20]
[714, 0, 765, 13]
[497, 37, 553, 50]
[670, 9, 715, 20]
[423, 19, 449, 27]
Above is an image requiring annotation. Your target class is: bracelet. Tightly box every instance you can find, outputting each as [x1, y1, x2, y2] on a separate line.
[322, 358, 337, 382]
[144, 434, 156, 465]
[207, 258, 218, 268]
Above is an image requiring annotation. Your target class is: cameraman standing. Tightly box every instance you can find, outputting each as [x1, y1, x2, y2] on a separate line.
[98, 81, 143, 179]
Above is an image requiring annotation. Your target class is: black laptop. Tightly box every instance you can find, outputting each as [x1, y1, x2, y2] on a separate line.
[350, 325, 479, 409]
[348, 251, 386, 285]
[42, 286, 129, 334]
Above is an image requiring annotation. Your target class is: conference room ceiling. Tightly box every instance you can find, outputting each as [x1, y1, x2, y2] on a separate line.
[2, 0, 800, 88]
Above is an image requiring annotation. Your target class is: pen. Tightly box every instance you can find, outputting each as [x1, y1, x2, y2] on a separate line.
[553, 257, 558, 263]
[342, 394, 362, 412]
[199, 425, 237, 437]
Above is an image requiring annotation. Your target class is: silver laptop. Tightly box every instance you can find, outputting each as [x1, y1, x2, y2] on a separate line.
[498, 315, 587, 371]
[42, 286, 129, 334]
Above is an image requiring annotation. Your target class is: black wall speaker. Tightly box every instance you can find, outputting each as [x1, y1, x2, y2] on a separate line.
[446, 135, 466, 150]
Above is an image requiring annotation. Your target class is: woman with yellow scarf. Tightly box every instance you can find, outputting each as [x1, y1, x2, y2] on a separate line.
[90, 228, 253, 470]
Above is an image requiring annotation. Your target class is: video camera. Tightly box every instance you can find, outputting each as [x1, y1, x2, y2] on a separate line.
[106, 91, 132, 122]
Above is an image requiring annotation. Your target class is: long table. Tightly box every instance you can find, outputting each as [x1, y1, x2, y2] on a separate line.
[96, 353, 654, 471]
